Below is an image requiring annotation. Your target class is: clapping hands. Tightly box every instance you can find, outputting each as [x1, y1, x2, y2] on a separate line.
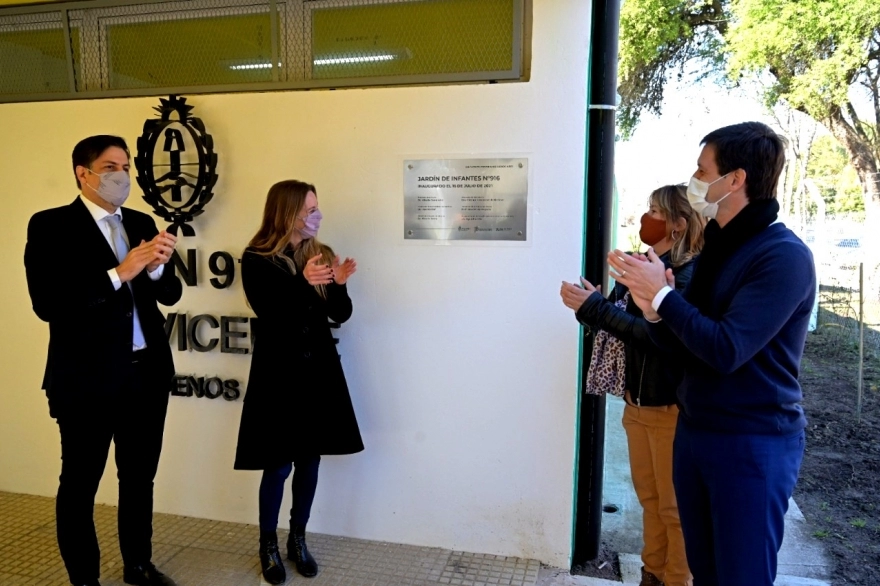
[560, 277, 600, 311]
[302, 254, 358, 286]
[118, 230, 177, 282]
[303, 254, 334, 286]
[331, 255, 357, 285]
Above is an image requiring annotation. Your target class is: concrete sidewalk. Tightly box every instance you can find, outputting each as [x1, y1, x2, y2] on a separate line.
[0, 397, 833, 586]
[596, 396, 833, 586]
[0, 490, 542, 586]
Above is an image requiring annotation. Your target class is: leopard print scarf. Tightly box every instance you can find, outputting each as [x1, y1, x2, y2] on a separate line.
[584, 292, 628, 397]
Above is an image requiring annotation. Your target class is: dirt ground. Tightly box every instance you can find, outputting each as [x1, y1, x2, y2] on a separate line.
[570, 543, 621, 581]
[796, 313, 880, 585]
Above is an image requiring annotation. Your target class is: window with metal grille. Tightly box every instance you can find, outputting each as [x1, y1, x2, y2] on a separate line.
[0, 0, 526, 103]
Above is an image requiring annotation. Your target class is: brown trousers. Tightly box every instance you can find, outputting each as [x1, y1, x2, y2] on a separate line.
[622, 396, 692, 586]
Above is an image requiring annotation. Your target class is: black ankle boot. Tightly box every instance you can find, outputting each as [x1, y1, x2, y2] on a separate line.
[259, 531, 286, 585]
[287, 525, 318, 577]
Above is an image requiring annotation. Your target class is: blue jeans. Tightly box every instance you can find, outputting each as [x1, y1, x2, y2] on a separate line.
[259, 456, 321, 532]
[673, 417, 805, 586]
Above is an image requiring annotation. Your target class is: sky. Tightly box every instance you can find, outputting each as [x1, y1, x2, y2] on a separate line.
[614, 76, 772, 226]
[614, 69, 877, 228]
[613, 72, 877, 258]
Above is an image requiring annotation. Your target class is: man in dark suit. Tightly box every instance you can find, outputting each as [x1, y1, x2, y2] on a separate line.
[24, 135, 182, 586]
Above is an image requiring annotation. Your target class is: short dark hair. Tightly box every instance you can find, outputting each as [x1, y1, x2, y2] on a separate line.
[71, 135, 130, 189]
[701, 122, 786, 201]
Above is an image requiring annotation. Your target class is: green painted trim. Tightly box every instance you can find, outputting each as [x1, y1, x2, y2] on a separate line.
[570, 30, 594, 565]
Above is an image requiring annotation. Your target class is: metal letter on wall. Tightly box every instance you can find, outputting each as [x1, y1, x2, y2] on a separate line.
[403, 158, 528, 241]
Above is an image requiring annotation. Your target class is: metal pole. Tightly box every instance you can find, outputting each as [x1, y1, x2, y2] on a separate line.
[572, 0, 621, 567]
[857, 262, 864, 423]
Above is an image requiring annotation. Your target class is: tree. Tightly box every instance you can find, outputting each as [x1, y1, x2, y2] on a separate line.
[807, 135, 865, 217]
[618, 0, 880, 220]
[772, 105, 817, 227]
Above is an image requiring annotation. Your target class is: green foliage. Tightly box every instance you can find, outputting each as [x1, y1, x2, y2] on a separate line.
[807, 135, 865, 216]
[809, 136, 850, 180]
[726, 0, 880, 119]
[627, 231, 644, 254]
[617, 0, 880, 210]
[617, 0, 727, 138]
[618, 0, 880, 122]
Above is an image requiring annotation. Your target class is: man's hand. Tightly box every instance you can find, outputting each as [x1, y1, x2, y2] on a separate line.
[607, 247, 669, 315]
[117, 240, 159, 283]
[303, 254, 334, 286]
[331, 255, 357, 285]
[146, 230, 177, 273]
[560, 277, 600, 311]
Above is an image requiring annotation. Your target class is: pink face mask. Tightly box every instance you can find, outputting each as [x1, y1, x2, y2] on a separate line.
[299, 209, 322, 238]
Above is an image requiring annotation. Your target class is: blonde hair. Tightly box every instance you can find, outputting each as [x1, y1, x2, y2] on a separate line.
[248, 179, 334, 298]
[650, 184, 705, 267]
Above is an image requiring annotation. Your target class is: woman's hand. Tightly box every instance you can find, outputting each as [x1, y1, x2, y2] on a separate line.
[607, 248, 667, 305]
[332, 255, 357, 285]
[303, 254, 334, 286]
[560, 277, 600, 311]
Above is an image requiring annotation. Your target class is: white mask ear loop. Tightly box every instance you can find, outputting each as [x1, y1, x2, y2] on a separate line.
[712, 173, 733, 204]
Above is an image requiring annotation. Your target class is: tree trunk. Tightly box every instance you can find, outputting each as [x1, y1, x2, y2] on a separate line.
[781, 152, 795, 216]
[824, 107, 880, 304]
[826, 107, 880, 223]
[860, 171, 880, 224]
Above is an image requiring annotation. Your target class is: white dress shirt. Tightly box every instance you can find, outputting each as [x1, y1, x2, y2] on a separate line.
[81, 196, 163, 350]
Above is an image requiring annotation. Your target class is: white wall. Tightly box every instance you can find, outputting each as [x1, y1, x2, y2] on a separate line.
[0, 1, 589, 567]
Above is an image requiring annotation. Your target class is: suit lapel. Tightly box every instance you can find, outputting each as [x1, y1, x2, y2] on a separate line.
[71, 197, 121, 271]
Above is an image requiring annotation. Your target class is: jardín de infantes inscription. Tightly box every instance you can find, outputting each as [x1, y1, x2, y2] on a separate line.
[404, 158, 528, 241]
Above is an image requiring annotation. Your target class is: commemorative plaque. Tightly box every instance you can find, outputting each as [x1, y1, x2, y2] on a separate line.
[404, 158, 528, 241]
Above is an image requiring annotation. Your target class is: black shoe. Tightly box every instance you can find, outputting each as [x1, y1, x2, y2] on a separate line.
[639, 566, 665, 586]
[123, 563, 177, 586]
[259, 530, 287, 585]
[287, 525, 318, 577]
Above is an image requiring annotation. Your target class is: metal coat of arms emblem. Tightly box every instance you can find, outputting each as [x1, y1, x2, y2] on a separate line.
[135, 95, 218, 236]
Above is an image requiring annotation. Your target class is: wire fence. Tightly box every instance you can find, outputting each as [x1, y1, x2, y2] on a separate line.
[798, 217, 880, 355]
[794, 216, 880, 419]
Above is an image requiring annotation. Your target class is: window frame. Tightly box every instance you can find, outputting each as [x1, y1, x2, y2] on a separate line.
[0, 0, 525, 103]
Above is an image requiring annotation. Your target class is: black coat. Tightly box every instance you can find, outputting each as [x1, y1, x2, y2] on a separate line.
[234, 248, 364, 470]
[24, 197, 183, 416]
[576, 253, 695, 406]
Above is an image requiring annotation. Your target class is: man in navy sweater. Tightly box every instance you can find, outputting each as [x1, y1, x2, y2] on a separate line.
[609, 122, 816, 586]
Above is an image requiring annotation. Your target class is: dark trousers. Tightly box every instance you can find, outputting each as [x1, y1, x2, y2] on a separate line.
[673, 416, 805, 586]
[259, 457, 321, 532]
[55, 355, 169, 585]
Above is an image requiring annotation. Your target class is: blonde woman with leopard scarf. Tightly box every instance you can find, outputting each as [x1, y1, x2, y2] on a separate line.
[561, 184, 705, 586]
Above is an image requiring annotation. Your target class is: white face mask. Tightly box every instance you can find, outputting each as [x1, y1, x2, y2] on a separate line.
[686, 174, 730, 219]
[87, 169, 131, 208]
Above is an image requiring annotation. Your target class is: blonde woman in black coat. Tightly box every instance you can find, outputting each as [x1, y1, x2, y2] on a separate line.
[234, 180, 363, 584]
